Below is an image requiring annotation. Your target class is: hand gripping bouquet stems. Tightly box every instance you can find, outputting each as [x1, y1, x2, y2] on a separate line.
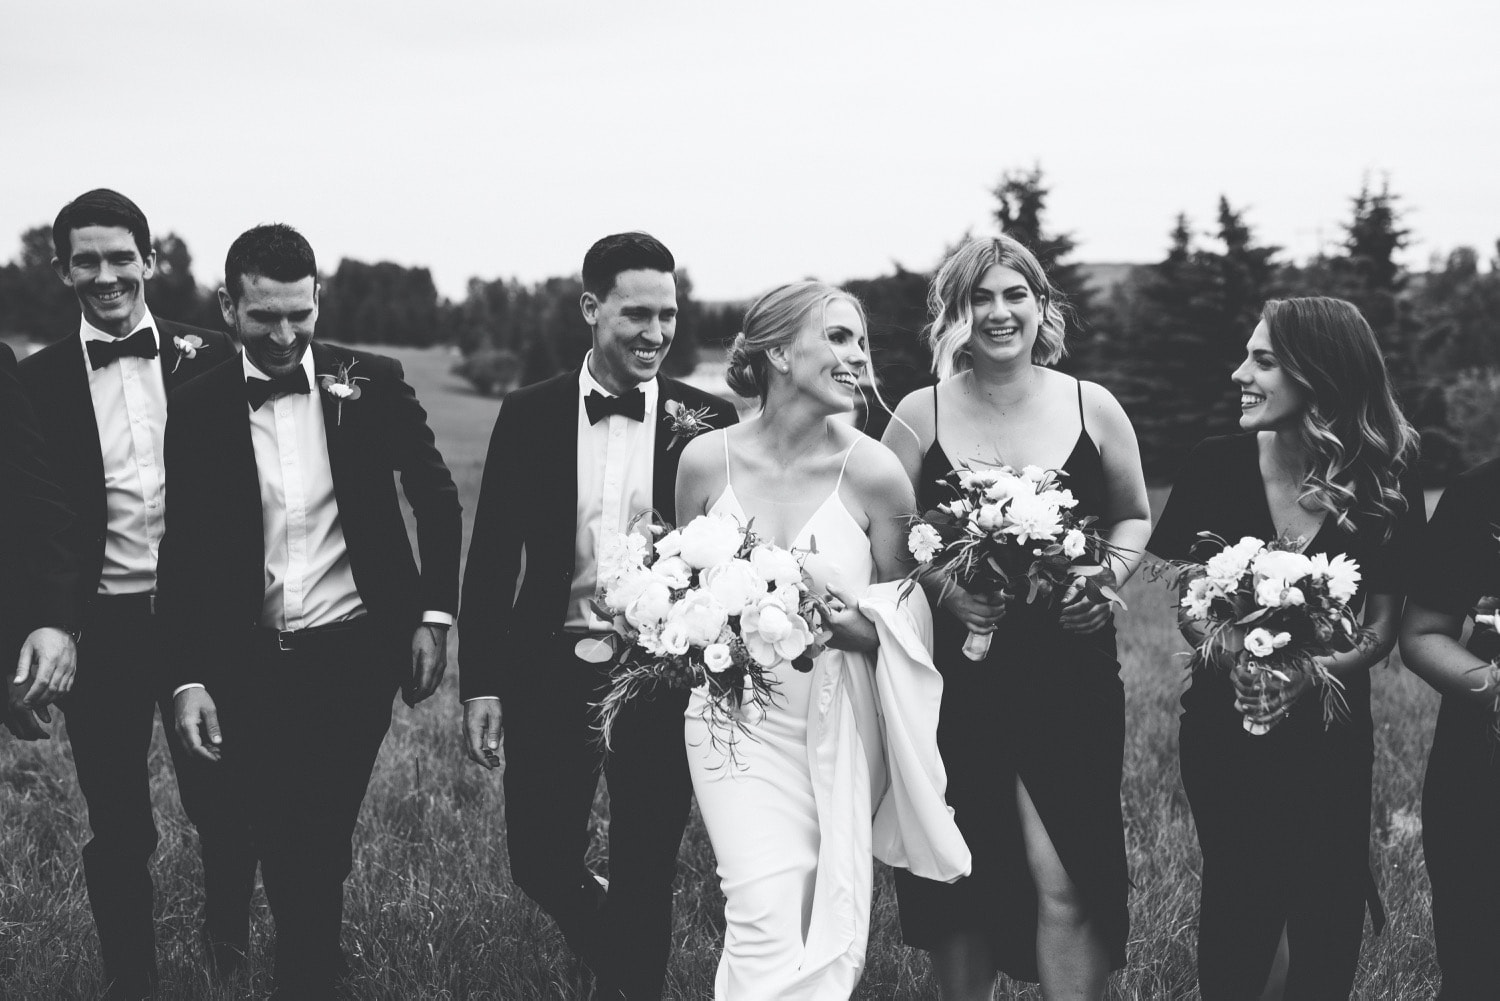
[904, 463, 1128, 661]
[591, 512, 832, 766]
[1465, 596, 1500, 740]
[1163, 533, 1370, 734]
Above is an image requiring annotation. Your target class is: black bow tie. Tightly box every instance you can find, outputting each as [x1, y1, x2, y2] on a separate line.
[86, 328, 158, 369]
[585, 388, 646, 425]
[246, 369, 312, 411]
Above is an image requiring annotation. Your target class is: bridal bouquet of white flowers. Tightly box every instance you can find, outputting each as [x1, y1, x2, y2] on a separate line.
[592, 513, 830, 763]
[1167, 533, 1369, 734]
[904, 463, 1125, 661]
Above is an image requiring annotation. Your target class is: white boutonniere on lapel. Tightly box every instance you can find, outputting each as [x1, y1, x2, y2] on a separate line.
[663, 398, 715, 451]
[317, 359, 368, 426]
[170, 334, 203, 374]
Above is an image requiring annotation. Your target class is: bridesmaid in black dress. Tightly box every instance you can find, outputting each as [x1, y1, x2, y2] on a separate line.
[1400, 460, 1500, 998]
[1149, 297, 1424, 1000]
[882, 236, 1151, 1000]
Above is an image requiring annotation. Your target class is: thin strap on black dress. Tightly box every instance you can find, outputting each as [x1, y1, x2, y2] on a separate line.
[1076, 377, 1085, 436]
[932, 384, 940, 442]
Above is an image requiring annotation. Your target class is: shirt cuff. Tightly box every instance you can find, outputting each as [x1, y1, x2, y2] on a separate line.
[172, 683, 206, 698]
[422, 611, 454, 627]
[463, 696, 500, 703]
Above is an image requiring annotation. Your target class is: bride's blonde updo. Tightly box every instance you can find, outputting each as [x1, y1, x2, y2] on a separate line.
[725, 281, 867, 406]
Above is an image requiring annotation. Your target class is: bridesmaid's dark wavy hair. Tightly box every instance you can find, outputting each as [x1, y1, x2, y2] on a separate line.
[1262, 296, 1418, 540]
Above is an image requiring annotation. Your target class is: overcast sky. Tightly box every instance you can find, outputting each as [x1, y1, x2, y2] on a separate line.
[3, 0, 1495, 302]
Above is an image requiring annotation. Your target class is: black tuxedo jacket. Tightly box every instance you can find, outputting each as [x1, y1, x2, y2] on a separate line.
[0, 342, 78, 652]
[156, 342, 462, 694]
[458, 369, 739, 700]
[17, 317, 234, 616]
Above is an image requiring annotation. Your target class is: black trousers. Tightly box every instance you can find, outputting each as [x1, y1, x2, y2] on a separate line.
[222, 618, 399, 997]
[500, 635, 693, 1000]
[61, 595, 257, 996]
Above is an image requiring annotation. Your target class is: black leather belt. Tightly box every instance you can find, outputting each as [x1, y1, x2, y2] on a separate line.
[258, 616, 370, 654]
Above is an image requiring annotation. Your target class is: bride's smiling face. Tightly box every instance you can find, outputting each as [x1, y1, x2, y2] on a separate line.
[772, 298, 867, 413]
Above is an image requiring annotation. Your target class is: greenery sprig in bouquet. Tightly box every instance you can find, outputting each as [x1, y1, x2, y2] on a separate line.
[1162, 533, 1370, 734]
[904, 463, 1127, 661]
[591, 513, 830, 765]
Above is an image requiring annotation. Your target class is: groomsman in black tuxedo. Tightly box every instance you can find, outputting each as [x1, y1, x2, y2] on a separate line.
[17, 189, 249, 999]
[460, 232, 738, 999]
[161, 223, 461, 999]
[1, 340, 78, 741]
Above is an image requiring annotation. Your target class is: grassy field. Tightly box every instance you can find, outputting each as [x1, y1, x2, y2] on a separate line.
[0, 345, 1444, 999]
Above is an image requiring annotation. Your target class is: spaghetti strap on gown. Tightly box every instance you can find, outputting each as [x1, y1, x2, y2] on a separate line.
[686, 434, 881, 1000]
[893, 380, 1130, 983]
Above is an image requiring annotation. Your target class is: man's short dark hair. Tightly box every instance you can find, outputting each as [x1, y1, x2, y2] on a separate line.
[224, 223, 318, 300]
[52, 188, 152, 263]
[581, 232, 675, 298]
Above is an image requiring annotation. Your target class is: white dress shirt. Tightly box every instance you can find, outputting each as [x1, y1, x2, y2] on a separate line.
[567, 354, 659, 632]
[80, 309, 167, 595]
[246, 350, 367, 631]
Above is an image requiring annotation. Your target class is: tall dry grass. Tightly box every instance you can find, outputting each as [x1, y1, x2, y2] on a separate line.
[0, 347, 1443, 999]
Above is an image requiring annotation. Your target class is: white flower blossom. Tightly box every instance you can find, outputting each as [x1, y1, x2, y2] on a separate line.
[908, 523, 943, 564]
[1062, 529, 1087, 560]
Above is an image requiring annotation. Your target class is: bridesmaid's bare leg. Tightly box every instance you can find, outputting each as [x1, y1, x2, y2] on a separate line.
[1017, 776, 1109, 1000]
[931, 931, 997, 1001]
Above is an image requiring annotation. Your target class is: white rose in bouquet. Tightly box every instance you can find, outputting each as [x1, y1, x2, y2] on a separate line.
[1062, 528, 1088, 559]
[654, 529, 684, 559]
[974, 503, 1006, 533]
[668, 589, 731, 647]
[1255, 577, 1291, 608]
[1253, 549, 1315, 586]
[658, 620, 691, 656]
[703, 558, 765, 616]
[1020, 464, 1047, 483]
[1244, 627, 1292, 658]
[703, 642, 734, 673]
[749, 544, 803, 588]
[677, 514, 745, 569]
[651, 555, 693, 590]
[984, 474, 1025, 503]
[626, 580, 674, 631]
[606, 567, 654, 610]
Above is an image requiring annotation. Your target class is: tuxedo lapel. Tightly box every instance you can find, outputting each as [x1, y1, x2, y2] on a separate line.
[312, 344, 355, 503]
[651, 378, 676, 519]
[51, 335, 106, 494]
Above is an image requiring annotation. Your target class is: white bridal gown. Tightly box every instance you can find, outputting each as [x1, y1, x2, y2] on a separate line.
[686, 438, 883, 1001]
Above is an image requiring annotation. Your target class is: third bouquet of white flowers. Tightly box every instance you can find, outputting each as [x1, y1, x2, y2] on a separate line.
[1163, 533, 1369, 734]
[905, 463, 1127, 661]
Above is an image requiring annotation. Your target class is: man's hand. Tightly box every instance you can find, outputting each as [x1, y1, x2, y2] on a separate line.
[14, 627, 77, 708]
[3, 680, 51, 740]
[175, 687, 223, 762]
[404, 624, 449, 707]
[464, 699, 503, 770]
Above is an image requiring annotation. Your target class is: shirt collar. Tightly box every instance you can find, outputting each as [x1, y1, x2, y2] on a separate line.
[579, 351, 659, 410]
[243, 344, 317, 384]
[79, 305, 159, 346]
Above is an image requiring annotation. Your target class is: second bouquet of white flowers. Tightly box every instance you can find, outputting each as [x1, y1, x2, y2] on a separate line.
[904, 463, 1127, 661]
[591, 513, 831, 764]
[1165, 533, 1369, 734]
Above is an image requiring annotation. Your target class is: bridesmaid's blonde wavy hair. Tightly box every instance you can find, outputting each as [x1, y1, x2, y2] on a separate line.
[1263, 297, 1419, 539]
[925, 236, 1069, 379]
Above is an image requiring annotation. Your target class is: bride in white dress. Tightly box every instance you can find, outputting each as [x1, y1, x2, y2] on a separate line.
[675, 282, 919, 1000]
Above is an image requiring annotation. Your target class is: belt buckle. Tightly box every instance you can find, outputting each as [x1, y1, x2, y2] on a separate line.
[277, 630, 294, 652]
